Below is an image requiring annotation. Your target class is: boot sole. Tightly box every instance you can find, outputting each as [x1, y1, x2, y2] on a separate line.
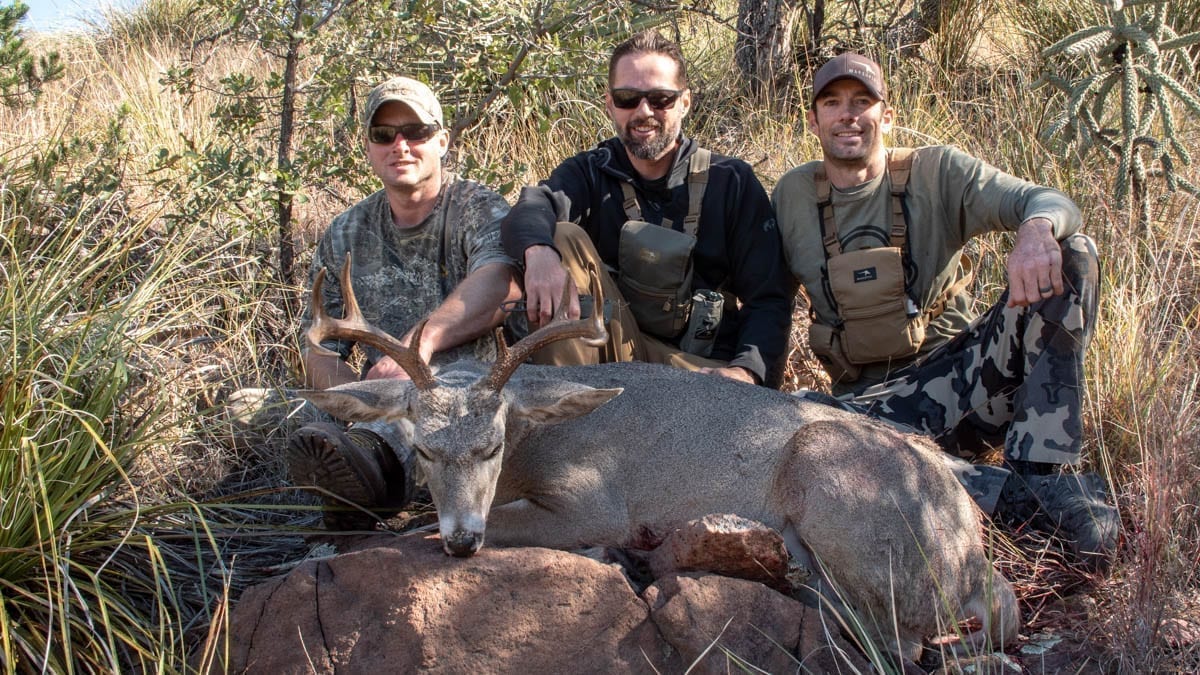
[287, 424, 382, 530]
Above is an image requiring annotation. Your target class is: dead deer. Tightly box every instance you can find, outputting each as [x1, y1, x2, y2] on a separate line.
[298, 256, 1020, 661]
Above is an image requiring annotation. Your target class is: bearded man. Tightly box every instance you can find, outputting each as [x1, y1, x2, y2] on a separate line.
[500, 30, 794, 387]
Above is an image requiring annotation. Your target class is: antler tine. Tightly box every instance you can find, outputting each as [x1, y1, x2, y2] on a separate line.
[409, 318, 428, 351]
[484, 270, 608, 391]
[491, 326, 510, 362]
[307, 253, 436, 390]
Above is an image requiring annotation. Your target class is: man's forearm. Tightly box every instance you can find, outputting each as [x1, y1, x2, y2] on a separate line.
[302, 350, 358, 389]
[416, 262, 523, 356]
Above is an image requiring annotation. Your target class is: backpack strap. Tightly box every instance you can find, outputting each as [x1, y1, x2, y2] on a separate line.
[924, 253, 975, 321]
[619, 181, 641, 221]
[813, 165, 841, 258]
[620, 148, 711, 235]
[681, 148, 711, 237]
[887, 147, 914, 247]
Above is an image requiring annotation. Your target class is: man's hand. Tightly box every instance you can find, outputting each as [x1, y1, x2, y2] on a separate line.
[364, 326, 436, 381]
[364, 356, 410, 381]
[1007, 217, 1062, 307]
[698, 365, 758, 384]
[523, 245, 580, 329]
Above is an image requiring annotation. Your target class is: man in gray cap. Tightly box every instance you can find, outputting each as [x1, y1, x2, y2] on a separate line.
[773, 53, 1119, 573]
[286, 76, 521, 531]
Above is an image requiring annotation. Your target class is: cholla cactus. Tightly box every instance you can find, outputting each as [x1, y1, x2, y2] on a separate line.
[1035, 1, 1200, 218]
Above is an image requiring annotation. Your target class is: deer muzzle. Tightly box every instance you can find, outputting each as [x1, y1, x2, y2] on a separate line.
[443, 528, 484, 557]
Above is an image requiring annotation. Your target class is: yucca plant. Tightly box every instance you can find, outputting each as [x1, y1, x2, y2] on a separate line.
[0, 176, 210, 671]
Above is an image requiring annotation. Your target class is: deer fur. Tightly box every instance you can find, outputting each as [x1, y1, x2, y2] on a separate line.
[299, 258, 1020, 661]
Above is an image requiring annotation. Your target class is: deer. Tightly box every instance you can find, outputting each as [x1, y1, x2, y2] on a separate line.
[297, 256, 1020, 662]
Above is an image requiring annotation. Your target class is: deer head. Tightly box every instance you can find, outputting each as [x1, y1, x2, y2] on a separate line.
[298, 254, 622, 555]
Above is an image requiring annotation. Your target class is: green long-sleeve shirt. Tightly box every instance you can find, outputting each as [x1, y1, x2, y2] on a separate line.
[773, 144, 1082, 391]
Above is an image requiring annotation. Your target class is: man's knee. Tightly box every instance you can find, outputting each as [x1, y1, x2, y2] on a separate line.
[1037, 232, 1099, 341]
[1060, 233, 1099, 304]
[551, 221, 602, 277]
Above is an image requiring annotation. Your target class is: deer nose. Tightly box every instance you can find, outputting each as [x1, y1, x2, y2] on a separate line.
[444, 529, 483, 557]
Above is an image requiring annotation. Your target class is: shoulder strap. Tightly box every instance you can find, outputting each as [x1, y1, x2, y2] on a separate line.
[887, 147, 914, 247]
[814, 164, 841, 258]
[681, 148, 711, 237]
[619, 181, 641, 221]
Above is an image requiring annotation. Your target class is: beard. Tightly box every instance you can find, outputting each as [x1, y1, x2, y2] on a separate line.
[615, 114, 680, 161]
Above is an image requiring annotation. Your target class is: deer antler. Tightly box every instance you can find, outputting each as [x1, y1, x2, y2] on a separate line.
[307, 253, 436, 390]
[485, 270, 609, 391]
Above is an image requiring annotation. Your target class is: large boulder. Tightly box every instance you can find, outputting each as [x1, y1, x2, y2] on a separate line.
[223, 534, 674, 673]
[221, 518, 879, 673]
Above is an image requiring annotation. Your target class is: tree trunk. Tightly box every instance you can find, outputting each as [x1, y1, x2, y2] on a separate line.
[275, 2, 303, 319]
[735, 0, 802, 99]
[883, 0, 943, 56]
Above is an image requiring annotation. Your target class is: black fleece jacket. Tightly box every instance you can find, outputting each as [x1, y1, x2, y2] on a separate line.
[501, 136, 795, 386]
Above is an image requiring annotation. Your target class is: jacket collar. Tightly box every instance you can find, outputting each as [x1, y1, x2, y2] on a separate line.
[596, 135, 696, 189]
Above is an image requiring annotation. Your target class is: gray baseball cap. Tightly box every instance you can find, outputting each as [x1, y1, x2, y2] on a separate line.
[811, 53, 886, 105]
[364, 76, 444, 127]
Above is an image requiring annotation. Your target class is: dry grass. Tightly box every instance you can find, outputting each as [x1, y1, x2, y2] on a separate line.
[2, 0, 1198, 671]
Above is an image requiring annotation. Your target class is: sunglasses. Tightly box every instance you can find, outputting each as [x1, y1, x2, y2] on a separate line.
[609, 88, 684, 110]
[367, 123, 441, 145]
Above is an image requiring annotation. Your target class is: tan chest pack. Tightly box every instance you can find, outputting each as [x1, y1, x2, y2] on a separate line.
[616, 148, 711, 340]
[808, 148, 972, 381]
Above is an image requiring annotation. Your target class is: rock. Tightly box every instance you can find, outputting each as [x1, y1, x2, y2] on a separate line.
[222, 534, 676, 673]
[644, 573, 801, 673]
[647, 514, 792, 592]
[1160, 617, 1200, 648]
[221, 515, 882, 673]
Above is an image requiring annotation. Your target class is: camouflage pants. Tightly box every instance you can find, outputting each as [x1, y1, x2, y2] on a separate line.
[804, 234, 1099, 513]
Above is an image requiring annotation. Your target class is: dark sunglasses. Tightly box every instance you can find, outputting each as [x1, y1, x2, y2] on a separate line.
[367, 123, 441, 145]
[609, 88, 684, 110]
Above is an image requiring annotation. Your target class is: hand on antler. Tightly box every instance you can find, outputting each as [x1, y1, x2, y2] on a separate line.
[366, 324, 436, 380]
[523, 245, 581, 329]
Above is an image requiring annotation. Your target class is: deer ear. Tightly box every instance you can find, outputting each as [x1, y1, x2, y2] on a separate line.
[298, 384, 417, 423]
[512, 383, 623, 426]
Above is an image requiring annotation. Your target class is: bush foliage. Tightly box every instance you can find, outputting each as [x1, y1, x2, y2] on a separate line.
[0, 0, 1197, 671]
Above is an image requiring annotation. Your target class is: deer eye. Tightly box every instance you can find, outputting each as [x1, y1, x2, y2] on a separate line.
[483, 443, 503, 460]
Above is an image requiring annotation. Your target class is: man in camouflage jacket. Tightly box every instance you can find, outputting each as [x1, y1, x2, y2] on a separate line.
[287, 76, 521, 531]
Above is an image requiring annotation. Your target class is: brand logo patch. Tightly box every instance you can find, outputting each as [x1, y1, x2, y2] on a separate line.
[853, 267, 877, 283]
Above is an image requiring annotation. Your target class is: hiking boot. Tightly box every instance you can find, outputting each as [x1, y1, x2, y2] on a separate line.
[287, 422, 415, 531]
[997, 465, 1119, 574]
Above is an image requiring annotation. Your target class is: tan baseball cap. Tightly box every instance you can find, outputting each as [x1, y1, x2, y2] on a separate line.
[811, 53, 886, 105]
[364, 76, 444, 127]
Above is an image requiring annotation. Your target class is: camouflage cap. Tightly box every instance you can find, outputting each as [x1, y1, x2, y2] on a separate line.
[811, 53, 886, 106]
[364, 76, 444, 127]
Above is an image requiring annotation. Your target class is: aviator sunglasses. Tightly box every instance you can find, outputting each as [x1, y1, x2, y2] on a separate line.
[368, 123, 441, 145]
[609, 88, 684, 110]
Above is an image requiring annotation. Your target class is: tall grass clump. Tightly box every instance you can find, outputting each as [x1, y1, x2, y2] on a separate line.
[0, 180, 199, 669]
[90, 0, 213, 52]
[0, 44, 302, 665]
[0, 0, 1195, 670]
